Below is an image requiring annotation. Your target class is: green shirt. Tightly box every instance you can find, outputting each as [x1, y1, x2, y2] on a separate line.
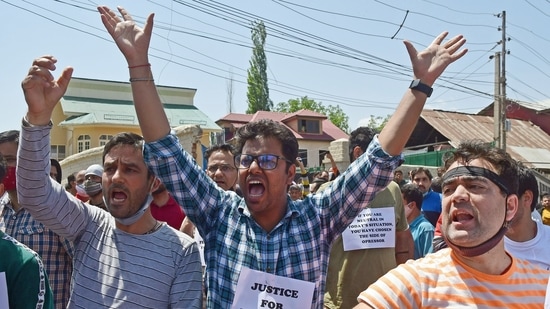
[0, 230, 54, 309]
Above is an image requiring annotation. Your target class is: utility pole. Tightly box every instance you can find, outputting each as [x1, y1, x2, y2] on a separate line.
[498, 10, 507, 151]
[493, 52, 502, 148]
[500, 11, 507, 151]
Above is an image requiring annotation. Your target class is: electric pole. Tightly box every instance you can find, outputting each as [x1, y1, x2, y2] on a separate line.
[498, 11, 507, 150]
[493, 52, 502, 148]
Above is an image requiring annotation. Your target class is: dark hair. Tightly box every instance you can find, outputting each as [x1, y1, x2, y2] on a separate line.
[234, 119, 298, 170]
[50, 159, 62, 183]
[401, 183, 423, 210]
[431, 176, 442, 193]
[542, 192, 550, 200]
[102, 132, 153, 178]
[67, 173, 76, 183]
[442, 140, 518, 196]
[348, 127, 377, 162]
[0, 154, 6, 182]
[517, 164, 539, 212]
[410, 167, 433, 180]
[204, 144, 235, 161]
[0, 130, 19, 145]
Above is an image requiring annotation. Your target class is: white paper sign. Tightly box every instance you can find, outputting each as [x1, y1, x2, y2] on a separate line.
[193, 227, 206, 267]
[231, 267, 315, 309]
[0, 272, 9, 309]
[341, 207, 395, 251]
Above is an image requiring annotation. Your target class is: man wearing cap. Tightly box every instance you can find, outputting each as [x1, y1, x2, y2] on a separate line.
[355, 140, 549, 308]
[83, 164, 106, 210]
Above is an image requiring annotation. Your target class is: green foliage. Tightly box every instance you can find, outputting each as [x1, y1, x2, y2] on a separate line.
[275, 96, 350, 133]
[246, 20, 272, 114]
[364, 114, 391, 133]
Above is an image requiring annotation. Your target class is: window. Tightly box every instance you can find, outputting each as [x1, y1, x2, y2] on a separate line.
[99, 134, 114, 146]
[50, 145, 66, 160]
[298, 149, 308, 167]
[224, 127, 234, 141]
[77, 135, 91, 153]
[298, 119, 321, 134]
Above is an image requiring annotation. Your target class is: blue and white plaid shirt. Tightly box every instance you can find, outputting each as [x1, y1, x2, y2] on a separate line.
[144, 133, 402, 309]
[0, 194, 74, 309]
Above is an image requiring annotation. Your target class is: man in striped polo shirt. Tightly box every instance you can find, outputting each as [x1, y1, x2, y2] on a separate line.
[16, 58, 203, 307]
[355, 140, 550, 308]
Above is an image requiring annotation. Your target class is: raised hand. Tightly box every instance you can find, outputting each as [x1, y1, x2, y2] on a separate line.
[404, 31, 467, 86]
[21, 55, 73, 125]
[97, 6, 153, 66]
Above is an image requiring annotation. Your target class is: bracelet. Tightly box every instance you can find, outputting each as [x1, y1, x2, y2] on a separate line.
[22, 116, 52, 127]
[128, 63, 151, 69]
[129, 77, 154, 82]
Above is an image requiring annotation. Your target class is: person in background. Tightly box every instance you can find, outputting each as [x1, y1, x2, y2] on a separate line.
[401, 183, 434, 259]
[205, 143, 238, 192]
[296, 157, 310, 198]
[410, 167, 441, 226]
[0, 154, 55, 309]
[0, 130, 73, 309]
[504, 164, 550, 270]
[74, 169, 89, 202]
[288, 183, 303, 201]
[323, 127, 414, 309]
[50, 158, 62, 184]
[540, 192, 550, 226]
[430, 175, 442, 193]
[83, 164, 106, 210]
[355, 140, 549, 308]
[310, 176, 327, 194]
[180, 143, 239, 236]
[393, 169, 408, 187]
[151, 181, 186, 230]
[65, 172, 77, 195]
[97, 5, 467, 307]
[324, 152, 340, 181]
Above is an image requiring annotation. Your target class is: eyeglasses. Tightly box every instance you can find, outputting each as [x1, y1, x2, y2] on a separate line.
[206, 164, 236, 173]
[234, 154, 292, 170]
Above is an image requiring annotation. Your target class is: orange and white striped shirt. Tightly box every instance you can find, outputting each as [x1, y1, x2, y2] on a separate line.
[357, 248, 549, 309]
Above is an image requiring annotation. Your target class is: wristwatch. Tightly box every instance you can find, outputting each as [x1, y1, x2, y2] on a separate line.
[409, 79, 433, 97]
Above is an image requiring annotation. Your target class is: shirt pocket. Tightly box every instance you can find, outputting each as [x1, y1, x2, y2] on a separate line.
[18, 223, 45, 235]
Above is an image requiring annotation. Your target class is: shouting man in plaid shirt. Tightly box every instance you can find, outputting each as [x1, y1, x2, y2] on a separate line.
[95, 5, 466, 308]
[95, 5, 467, 308]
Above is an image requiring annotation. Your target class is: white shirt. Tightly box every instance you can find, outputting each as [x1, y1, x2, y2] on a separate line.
[505, 219, 550, 270]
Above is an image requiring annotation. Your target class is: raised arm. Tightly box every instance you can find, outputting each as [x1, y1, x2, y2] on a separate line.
[97, 5, 170, 142]
[22, 56, 73, 125]
[296, 157, 310, 197]
[325, 152, 339, 179]
[379, 32, 467, 156]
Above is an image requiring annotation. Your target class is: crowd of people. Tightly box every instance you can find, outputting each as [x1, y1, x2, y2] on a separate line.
[2, 4, 550, 309]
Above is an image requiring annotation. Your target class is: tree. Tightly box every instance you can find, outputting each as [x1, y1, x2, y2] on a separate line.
[274, 96, 350, 133]
[363, 114, 391, 133]
[246, 20, 272, 113]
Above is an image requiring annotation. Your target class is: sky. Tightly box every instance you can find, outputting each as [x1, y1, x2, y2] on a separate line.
[1, 0, 550, 134]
